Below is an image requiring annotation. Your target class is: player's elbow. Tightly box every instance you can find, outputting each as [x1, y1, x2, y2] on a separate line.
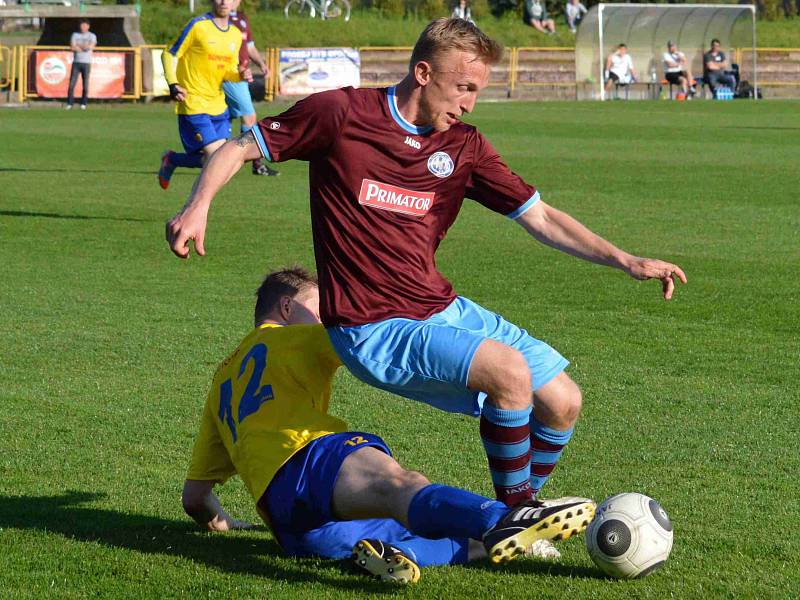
[181, 480, 211, 518]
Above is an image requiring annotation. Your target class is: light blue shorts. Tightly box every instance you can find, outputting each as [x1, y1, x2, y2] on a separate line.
[327, 296, 569, 417]
[222, 80, 255, 118]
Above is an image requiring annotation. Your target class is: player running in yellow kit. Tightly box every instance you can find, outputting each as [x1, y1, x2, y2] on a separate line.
[182, 267, 595, 584]
[158, 0, 252, 190]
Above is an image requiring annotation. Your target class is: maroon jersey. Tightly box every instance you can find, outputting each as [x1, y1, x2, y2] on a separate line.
[254, 86, 537, 327]
[229, 10, 252, 67]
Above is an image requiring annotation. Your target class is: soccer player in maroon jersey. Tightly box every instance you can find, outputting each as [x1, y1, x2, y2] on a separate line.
[223, 0, 279, 177]
[166, 19, 686, 530]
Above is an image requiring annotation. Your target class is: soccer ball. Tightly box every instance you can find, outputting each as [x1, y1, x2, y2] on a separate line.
[585, 492, 673, 579]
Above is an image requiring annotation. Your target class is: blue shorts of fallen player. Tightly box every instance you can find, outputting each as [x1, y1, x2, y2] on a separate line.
[261, 432, 469, 566]
[222, 80, 255, 118]
[327, 296, 569, 416]
[177, 110, 231, 155]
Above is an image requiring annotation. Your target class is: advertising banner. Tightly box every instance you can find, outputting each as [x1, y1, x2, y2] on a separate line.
[35, 50, 126, 98]
[150, 48, 170, 97]
[279, 48, 360, 96]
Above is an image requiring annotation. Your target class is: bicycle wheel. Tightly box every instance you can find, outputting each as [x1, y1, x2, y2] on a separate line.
[322, 0, 351, 21]
[285, 0, 314, 19]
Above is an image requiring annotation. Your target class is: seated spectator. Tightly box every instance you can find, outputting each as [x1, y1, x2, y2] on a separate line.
[663, 40, 696, 97]
[524, 0, 556, 35]
[565, 0, 587, 34]
[451, 0, 476, 24]
[605, 43, 636, 93]
[703, 38, 736, 95]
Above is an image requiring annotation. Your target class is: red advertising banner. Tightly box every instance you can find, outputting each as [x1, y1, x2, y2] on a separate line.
[35, 51, 126, 98]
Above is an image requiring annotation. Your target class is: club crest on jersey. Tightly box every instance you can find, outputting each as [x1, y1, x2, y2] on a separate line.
[404, 136, 421, 150]
[358, 179, 434, 218]
[427, 152, 454, 178]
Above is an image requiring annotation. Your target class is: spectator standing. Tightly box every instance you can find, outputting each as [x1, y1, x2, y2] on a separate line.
[703, 38, 736, 95]
[565, 0, 587, 34]
[451, 0, 475, 25]
[604, 43, 636, 93]
[662, 40, 696, 97]
[524, 0, 556, 35]
[65, 19, 96, 110]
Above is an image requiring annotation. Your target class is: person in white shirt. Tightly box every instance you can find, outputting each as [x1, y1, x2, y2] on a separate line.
[604, 44, 636, 92]
[565, 0, 587, 34]
[662, 40, 696, 97]
[451, 0, 475, 24]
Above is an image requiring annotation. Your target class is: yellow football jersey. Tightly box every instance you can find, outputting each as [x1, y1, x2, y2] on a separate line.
[162, 13, 241, 116]
[186, 323, 346, 502]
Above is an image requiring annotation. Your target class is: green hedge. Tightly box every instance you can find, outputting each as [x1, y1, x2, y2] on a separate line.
[138, 2, 800, 48]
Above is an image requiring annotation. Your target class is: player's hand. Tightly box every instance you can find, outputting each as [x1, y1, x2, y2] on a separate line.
[166, 202, 209, 259]
[206, 514, 256, 532]
[624, 257, 687, 300]
[169, 83, 187, 102]
[240, 67, 253, 83]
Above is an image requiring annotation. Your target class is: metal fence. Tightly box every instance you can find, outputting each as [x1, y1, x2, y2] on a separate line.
[2, 44, 799, 104]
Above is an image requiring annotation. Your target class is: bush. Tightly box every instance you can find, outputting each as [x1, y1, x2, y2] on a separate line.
[470, 0, 491, 19]
[375, 0, 406, 17]
[419, 0, 447, 19]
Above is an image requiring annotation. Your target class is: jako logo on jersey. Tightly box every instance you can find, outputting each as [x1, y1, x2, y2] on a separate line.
[427, 152, 454, 178]
[270, 122, 280, 130]
[404, 136, 421, 150]
[358, 179, 434, 217]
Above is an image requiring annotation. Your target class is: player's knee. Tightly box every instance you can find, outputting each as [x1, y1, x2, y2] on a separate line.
[554, 379, 583, 424]
[490, 349, 531, 409]
[382, 467, 430, 497]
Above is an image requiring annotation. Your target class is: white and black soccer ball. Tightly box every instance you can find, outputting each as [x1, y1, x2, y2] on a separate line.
[585, 492, 673, 579]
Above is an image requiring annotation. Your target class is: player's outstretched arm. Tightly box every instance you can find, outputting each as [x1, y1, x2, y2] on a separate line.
[165, 131, 262, 258]
[516, 200, 687, 299]
[182, 479, 254, 532]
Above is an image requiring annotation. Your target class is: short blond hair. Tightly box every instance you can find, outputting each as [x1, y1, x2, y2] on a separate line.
[409, 18, 504, 72]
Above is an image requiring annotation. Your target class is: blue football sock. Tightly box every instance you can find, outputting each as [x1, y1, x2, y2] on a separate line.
[170, 152, 203, 169]
[391, 536, 470, 567]
[530, 417, 574, 494]
[407, 484, 509, 541]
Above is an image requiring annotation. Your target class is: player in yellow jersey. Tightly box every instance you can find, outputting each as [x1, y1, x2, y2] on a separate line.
[182, 267, 596, 584]
[158, 0, 252, 190]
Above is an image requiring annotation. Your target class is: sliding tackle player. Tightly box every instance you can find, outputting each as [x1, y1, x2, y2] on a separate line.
[182, 268, 595, 583]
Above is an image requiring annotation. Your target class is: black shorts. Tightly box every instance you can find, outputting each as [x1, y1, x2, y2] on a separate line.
[665, 71, 686, 85]
[608, 71, 620, 83]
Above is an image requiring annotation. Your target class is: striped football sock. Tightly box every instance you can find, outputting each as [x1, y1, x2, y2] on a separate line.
[480, 404, 533, 507]
[529, 417, 574, 495]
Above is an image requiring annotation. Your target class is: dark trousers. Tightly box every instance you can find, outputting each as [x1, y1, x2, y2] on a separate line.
[67, 62, 91, 106]
[708, 70, 736, 92]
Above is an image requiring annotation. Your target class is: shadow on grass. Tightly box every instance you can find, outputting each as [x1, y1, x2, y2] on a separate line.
[465, 555, 606, 580]
[727, 126, 800, 131]
[0, 167, 159, 175]
[0, 209, 157, 223]
[0, 491, 396, 594]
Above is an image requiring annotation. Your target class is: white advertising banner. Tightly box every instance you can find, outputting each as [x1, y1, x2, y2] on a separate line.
[279, 48, 360, 96]
[150, 48, 170, 97]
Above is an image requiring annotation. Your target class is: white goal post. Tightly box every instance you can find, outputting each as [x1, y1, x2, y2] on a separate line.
[575, 3, 757, 101]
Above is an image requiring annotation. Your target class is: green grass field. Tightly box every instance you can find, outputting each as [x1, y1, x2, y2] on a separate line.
[1, 98, 799, 598]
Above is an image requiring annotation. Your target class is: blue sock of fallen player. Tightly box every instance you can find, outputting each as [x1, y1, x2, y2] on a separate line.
[170, 152, 203, 168]
[407, 483, 509, 541]
[391, 535, 471, 567]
